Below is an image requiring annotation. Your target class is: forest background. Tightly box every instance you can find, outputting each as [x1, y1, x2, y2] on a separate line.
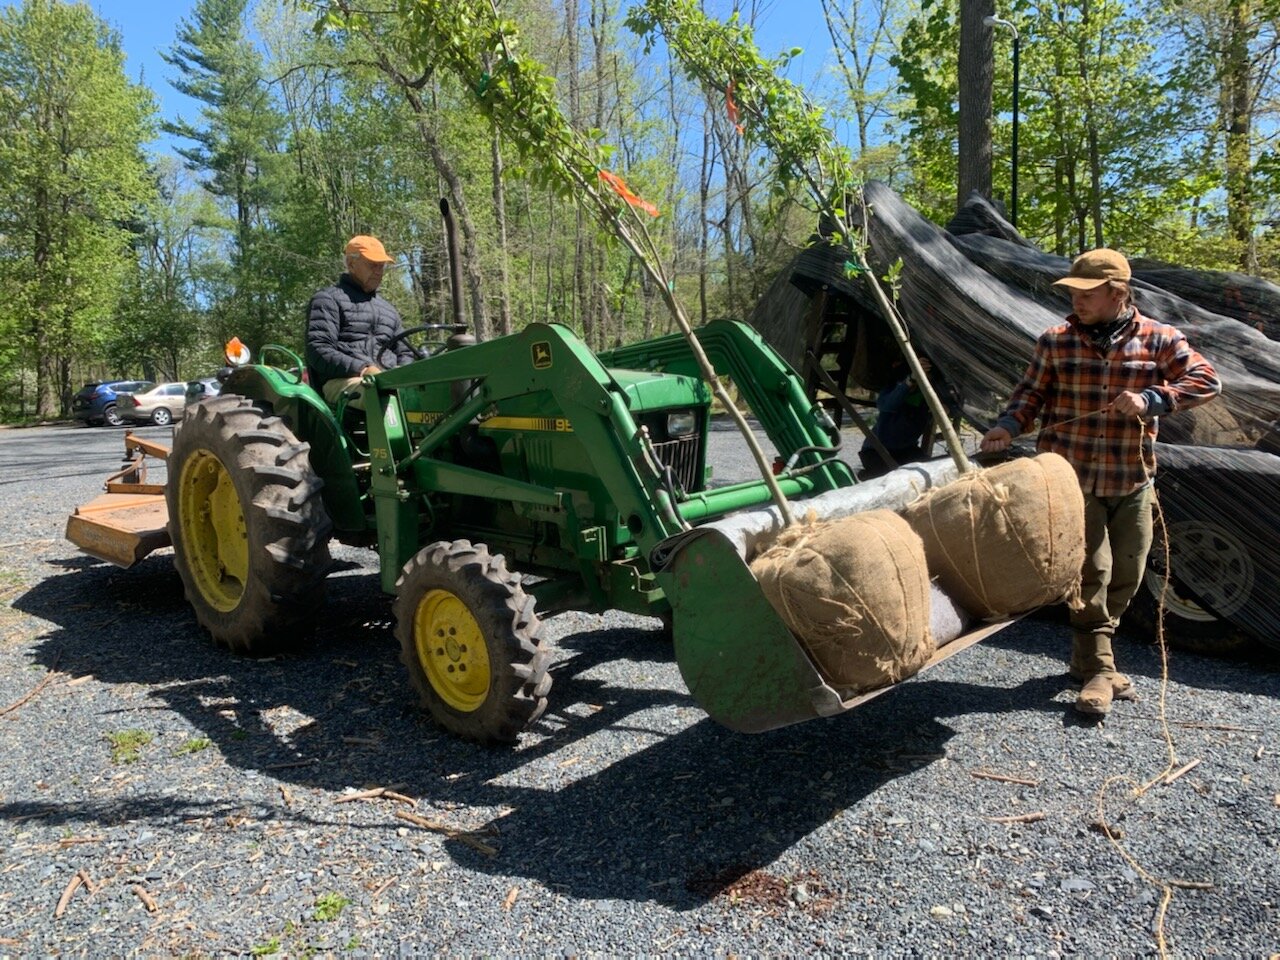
[1, 0, 1277, 420]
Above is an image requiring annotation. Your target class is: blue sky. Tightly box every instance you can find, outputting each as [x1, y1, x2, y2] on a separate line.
[96, 0, 839, 153]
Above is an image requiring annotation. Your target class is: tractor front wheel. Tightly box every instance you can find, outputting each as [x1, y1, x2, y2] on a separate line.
[167, 394, 332, 654]
[394, 540, 551, 744]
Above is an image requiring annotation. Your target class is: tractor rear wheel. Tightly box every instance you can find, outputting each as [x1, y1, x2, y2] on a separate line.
[167, 394, 332, 654]
[394, 540, 550, 744]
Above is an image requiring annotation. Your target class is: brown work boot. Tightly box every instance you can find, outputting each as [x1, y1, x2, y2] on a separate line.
[1068, 667, 1137, 700]
[1069, 632, 1137, 702]
[1075, 674, 1115, 715]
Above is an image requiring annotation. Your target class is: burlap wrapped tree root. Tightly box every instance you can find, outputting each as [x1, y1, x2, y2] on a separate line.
[902, 452, 1086, 619]
[750, 510, 934, 693]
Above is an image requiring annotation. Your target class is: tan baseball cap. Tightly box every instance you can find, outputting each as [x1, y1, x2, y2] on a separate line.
[1052, 248, 1130, 290]
[344, 235, 395, 264]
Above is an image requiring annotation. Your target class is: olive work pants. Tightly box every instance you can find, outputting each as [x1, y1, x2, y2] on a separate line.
[322, 376, 366, 411]
[1068, 485, 1155, 678]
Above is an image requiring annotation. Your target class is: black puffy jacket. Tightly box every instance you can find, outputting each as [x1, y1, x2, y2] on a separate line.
[305, 275, 417, 384]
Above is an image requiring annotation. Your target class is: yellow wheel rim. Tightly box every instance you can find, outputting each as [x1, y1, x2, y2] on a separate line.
[177, 449, 248, 613]
[414, 589, 491, 712]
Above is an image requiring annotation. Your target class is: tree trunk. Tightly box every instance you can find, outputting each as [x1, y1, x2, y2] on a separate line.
[490, 124, 513, 337]
[1080, 0, 1104, 247]
[698, 111, 711, 328]
[1224, 0, 1256, 271]
[957, 0, 994, 210]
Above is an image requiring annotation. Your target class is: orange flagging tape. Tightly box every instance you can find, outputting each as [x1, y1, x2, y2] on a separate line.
[598, 170, 660, 217]
[726, 81, 744, 135]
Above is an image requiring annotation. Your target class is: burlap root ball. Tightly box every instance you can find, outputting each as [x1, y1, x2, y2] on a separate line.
[749, 510, 934, 693]
[901, 452, 1085, 619]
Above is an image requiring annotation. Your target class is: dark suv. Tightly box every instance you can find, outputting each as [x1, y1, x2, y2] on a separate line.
[72, 380, 154, 427]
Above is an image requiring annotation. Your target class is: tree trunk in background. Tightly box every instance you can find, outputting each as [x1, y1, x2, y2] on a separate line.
[1224, 0, 1257, 271]
[698, 113, 711, 327]
[957, 0, 994, 210]
[567, 0, 591, 343]
[490, 125, 513, 337]
[1080, 0, 1104, 247]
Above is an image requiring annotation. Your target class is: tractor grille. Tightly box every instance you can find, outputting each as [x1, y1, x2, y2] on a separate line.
[652, 435, 701, 494]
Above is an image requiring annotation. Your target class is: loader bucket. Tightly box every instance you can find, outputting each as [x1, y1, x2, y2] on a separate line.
[657, 525, 1014, 734]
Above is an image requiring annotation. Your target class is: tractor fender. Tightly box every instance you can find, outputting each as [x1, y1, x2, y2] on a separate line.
[218, 366, 366, 535]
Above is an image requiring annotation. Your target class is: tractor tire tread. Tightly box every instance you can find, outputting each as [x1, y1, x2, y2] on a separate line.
[394, 539, 550, 745]
[167, 394, 332, 656]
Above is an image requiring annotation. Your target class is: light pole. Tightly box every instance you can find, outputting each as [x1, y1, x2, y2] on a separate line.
[984, 15, 1019, 230]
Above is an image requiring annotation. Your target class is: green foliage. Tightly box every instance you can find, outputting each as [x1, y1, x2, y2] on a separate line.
[249, 937, 281, 956]
[173, 736, 212, 756]
[311, 892, 349, 922]
[107, 729, 154, 764]
[0, 0, 157, 417]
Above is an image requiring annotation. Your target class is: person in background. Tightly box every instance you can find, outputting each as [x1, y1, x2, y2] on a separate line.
[859, 356, 952, 479]
[980, 248, 1221, 716]
[306, 235, 417, 409]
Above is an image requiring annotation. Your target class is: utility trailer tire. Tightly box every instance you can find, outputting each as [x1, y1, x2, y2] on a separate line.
[167, 393, 332, 654]
[395, 540, 551, 744]
[1122, 519, 1257, 658]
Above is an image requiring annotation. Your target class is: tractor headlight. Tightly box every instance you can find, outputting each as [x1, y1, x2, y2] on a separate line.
[666, 411, 696, 438]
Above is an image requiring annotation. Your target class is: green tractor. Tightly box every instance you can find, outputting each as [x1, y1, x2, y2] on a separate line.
[69, 312, 1002, 743]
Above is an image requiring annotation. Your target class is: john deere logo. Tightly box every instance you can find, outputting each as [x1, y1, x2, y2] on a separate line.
[532, 342, 552, 369]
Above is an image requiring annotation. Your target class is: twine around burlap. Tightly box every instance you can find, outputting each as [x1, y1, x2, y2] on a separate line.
[902, 452, 1086, 619]
[750, 510, 934, 693]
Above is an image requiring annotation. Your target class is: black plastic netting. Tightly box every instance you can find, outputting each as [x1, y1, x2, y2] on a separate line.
[855, 181, 1280, 648]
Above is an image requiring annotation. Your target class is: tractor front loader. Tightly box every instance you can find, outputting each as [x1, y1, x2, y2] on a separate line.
[68, 319, 1006, 744]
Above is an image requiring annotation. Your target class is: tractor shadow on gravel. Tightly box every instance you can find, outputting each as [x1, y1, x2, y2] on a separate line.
[14, 554, 1280, 910]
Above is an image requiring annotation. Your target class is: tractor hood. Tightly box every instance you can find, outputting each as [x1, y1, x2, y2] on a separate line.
[607, 368, 710, 410]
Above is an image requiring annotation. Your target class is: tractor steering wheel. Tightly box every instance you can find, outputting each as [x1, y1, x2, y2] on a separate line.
[381, 323, 469, 361]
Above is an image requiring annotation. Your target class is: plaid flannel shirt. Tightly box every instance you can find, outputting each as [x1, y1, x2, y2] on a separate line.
[996, 310, 1222, 497]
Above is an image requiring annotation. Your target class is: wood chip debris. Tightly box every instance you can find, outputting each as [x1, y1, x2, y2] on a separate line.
[503, 886, 520, 911]
[333, 787, 416, 807]
[370, 878, 396, 898]
[263, 759, 317, 771]
[54, 870, 84, 918]
[57, 836, 104, 847]
[1163, 758, 1202, 786]
[131, 885, 158, 912]
[393, 810, 497, 857]
[986, 811, 1047, 824]
[1, 653, 63, 717]
[970, 769, 1040, 787]
[1168, 879, 1214, 891]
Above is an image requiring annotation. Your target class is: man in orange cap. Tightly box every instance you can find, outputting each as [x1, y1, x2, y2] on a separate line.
[306, 235, 417, 408]
[980, 248, 1221, 716]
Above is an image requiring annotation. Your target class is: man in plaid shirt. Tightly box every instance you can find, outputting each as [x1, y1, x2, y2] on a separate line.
[980, 249, 1221, 716]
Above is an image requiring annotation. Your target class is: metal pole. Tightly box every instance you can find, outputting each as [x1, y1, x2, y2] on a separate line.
[984, 16, 1020, 230]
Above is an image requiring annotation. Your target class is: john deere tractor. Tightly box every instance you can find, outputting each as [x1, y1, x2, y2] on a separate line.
[69, 311, 1007, 743]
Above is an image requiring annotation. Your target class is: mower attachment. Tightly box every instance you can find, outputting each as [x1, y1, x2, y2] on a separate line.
[65, 433, 172, 568]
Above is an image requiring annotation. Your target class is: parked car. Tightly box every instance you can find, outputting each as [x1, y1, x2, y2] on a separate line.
[117, 382, 189, 426]
[184, 376, 224, 408]
[72, 379, 154, 427]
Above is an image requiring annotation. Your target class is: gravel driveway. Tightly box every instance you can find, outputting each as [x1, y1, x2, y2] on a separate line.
[1, 421, 1277, 956]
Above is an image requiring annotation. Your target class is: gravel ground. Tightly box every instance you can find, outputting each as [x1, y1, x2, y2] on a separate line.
[1, 420, 1277, 957]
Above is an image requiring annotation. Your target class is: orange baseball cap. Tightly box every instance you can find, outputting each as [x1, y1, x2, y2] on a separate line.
[1052, 248, 1130, 291]
[344, 235, 395, 264]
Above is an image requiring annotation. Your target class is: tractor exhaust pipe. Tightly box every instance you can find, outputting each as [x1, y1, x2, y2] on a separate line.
[440, 198, 466, 331]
